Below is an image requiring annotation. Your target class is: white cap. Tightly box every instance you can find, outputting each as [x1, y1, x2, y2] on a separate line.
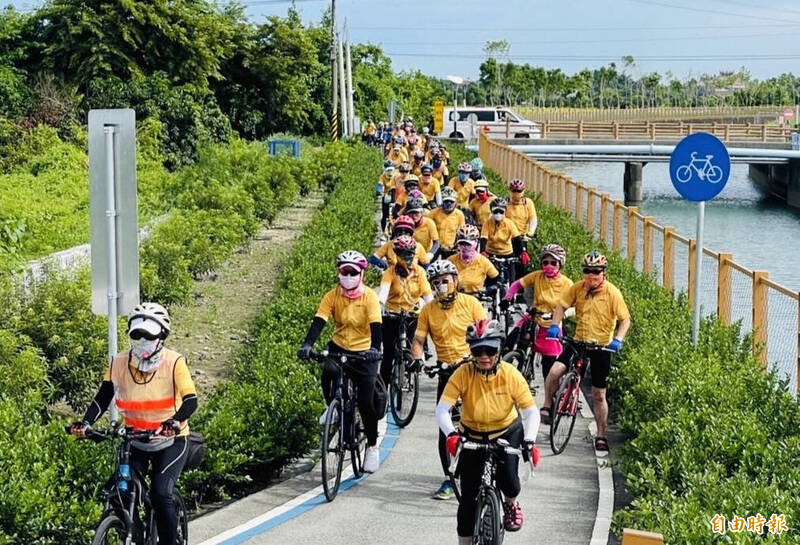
[128, 317, 163, 337]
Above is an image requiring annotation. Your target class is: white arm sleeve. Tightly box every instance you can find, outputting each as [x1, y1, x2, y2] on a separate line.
[565, 306, 576, 319]
[519, 406, 540, 442]
[377, 283, 390, 305]
[436, 400, 456, 436]
[435, 191, 443, 206]
[528, 218, 538, 237]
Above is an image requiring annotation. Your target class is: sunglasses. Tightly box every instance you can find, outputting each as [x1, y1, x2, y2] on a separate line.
[475, 189, 487, 193]
[541, 260, 559, 266]
[130, 330, 159, 341]
[491, 209, 505, 215]
[339, 268, 361, 276]
[471, 346, 498, 357]
[510, 189, 523, 193]
[582, 268, 605, 275]
[431, 278, 451, 287]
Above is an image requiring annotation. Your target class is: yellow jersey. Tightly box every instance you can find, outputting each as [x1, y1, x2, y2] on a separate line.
[448, 254, 499, 293]
[414, 217, 439, 252]
[428, 208, 465, 249]
[506, 197, 537, 236]
[441, 362, 535, 433]
[415, 293, 487, 363]
[448, 176, 475, 208]
[380, 264, 432, 313]
[469, 197, 495, 228]
[418, 177, 441, 202]
[481, 217, 521, 255]
[519, 270, 574, 326]
[315, 286, 382, 351]
[559, 280, 630, 345]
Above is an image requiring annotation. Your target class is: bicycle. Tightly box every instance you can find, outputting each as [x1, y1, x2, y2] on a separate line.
[501, 306, 552, 387]
[424, 356, 471, 501]
[676, 151, 723, 184]
[459, 438, 532, 545]
[310, 350, 370, 501]
[549, 336, 611, 455]
[65, 424, 189, 545]
[384, 310, 420, 428]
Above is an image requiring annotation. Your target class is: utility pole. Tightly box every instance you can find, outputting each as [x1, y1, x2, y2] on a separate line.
[330, 0, 338, 141]
[345, 21, 355, 136]
[338, 32, 348, 137]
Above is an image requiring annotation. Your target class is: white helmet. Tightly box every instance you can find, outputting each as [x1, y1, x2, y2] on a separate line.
[427, 259, 458, 281]
[127, 302, 171, 338]
[336, 250, 368, 270]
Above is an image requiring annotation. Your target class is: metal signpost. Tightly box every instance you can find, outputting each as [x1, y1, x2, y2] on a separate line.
[388, 99, 396, 124]
[88, 109, 139, 421]
[669, 132, 730, 345]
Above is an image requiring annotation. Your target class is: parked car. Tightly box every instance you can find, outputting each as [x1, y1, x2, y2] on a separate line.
[435, 106, 541, 139]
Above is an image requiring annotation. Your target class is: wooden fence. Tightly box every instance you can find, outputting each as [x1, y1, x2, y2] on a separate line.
[479, 132, 800, 393]
[516, 105, 786, 123]
[536, 121, 792, 142]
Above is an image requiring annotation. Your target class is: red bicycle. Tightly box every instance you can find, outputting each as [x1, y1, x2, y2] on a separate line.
[549, 336, 610, 455]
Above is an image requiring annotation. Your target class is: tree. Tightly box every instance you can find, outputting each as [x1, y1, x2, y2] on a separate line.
[483, 40, 510, 104]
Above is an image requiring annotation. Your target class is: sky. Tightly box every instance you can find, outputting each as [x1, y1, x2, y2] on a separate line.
[8, 0, 800, 82]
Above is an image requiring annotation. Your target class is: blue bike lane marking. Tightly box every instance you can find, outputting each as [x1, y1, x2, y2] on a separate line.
[202, 415, 402, 545]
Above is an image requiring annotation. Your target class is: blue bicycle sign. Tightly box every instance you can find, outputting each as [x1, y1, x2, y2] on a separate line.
[669, 132, 730, 201]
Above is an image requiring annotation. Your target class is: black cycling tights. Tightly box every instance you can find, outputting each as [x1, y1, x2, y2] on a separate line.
[456, 422, 523, 537]
[130, 437, 188, 545]
[321, 343, 380, 446]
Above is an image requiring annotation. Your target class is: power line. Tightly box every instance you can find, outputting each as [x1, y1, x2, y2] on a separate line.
[707, 0, 800, 17]
[385, 52, 800, 62]
[622, 0, 800, 25]
[350, 23, 797, 32]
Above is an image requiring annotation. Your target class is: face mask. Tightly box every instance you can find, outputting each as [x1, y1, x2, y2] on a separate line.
[394, 263, 410, 278]
[432, 159, 442, 168]
[131, 339, 164, 373]
[476, 192, 488, 203]
[543, 264, 559, 278]
[458, 243, 477, 263]
[383, 169, 394, 178]
[435, 282, 451, 295]
[339, 273, 362, 290]
[458, 173, 468, 183]
[492, 212, 504, 222]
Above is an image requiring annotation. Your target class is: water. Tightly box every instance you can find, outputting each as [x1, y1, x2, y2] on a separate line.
[550, 161, 800, 291]
[547, 160, 800, 391]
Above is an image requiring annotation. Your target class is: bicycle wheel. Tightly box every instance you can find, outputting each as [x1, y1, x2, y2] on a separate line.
[351, 406, 368, 478]
[390, 356, 419, 427]
[502, 350, 525, 378]
[173, 490, 189, 545]
[321, 399, 344, 501]
[473, 488, 503, 545]
[676, 164, 692, 183]
[91, 515, 127, 545]
[707, 165, 723, 183]
[550, 374, 579, 455]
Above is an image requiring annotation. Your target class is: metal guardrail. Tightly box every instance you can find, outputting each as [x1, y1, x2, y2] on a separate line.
[479, 132, 800, 394]
[516, 106, 786, 123]
[534, 121, 792, 143]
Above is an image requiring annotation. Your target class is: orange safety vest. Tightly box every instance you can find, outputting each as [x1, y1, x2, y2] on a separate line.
[110, 348, 187, 432]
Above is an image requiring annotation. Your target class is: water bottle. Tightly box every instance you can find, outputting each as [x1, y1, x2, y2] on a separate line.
[375, 181, 384, 196]
[117, 453, 131, 498]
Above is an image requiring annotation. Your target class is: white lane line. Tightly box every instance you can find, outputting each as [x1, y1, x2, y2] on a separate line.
[579, 388, 614, 545]
[194, 418, 389, 545]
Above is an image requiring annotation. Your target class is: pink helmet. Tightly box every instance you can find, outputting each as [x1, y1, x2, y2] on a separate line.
[336, 250, 368, 271]
[458, 162, 473, 173]
[509, 179, 525, 192]
[393, 215, 416, 235]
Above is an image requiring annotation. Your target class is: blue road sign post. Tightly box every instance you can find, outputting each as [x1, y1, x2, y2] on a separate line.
[669, 133, 730, 346]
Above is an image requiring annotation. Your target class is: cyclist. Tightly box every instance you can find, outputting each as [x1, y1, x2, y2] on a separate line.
[377, 235, 433, 386]
[388, 141, 408, 166]
[411, 150, 425, 175]
[428, 187, 465, 259]
[298, 251, 384, 472]
[70, 303, 197, 545]
[420, 126, 429, 149]
[479, 198, 529, 284]
[502, 244, 572, 388]
[364, 119, 377, 145]
[405, 197, 440, 264]
[505, 178, 538, 278]
[448, 162, 476, 211]
[544, 251, 631, 452]
[436, 318, 540, 540]
[393, 176, 428, 213]
[371, 215, 431, 269]
[431, 150, 449, 182]
[469, 157, 484, 182]
[379, 160, 396, 233]
[410, 260, 487, 500]
[468, 178, 494, 228]
[447, 224, 499, 294]
[419, 163, 443, 207]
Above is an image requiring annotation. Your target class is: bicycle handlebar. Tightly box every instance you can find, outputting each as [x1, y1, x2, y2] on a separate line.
[423, 355, 472, 377]
[557, 335, 614, 352]
[461, 437, 522, 456]
[308, 350, 372, 364]
[64, 424, 157, 442]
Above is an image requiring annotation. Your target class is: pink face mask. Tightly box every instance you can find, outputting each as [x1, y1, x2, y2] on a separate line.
[543, 264, 559, 278]
[458, 242, 478, 263]
[339, 270, 365, 298]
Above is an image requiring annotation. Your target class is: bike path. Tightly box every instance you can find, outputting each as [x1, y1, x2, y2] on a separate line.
[190, 372, 602, 544]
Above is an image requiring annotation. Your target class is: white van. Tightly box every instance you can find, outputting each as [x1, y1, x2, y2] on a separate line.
[436, 106, 541, 139]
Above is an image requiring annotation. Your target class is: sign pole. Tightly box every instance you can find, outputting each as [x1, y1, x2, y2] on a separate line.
[104, 126, 119, 423]
[691, 200, 705, 346]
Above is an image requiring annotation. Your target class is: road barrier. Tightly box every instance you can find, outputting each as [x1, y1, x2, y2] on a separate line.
[516, 105, 786, 123]
[533, 120, 792, 142]
[479, 132, 800, 394]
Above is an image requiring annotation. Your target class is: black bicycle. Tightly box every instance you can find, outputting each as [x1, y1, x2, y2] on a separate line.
[66, 425, 188, 545]
[385, 310, 420, 427]
[310, 350, 370, 501]
[460, 438, 531, 545]
[549, 336, 611, 455]
[502, 306, 552, 387]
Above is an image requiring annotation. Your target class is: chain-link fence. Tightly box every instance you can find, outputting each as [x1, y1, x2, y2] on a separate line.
[481, 133, 800, 395]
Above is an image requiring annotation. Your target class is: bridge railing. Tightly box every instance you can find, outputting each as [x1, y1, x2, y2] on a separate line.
[516, 105, 786, 123]
[479, 132, 800, 394]
[537, 120, 792, 142]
